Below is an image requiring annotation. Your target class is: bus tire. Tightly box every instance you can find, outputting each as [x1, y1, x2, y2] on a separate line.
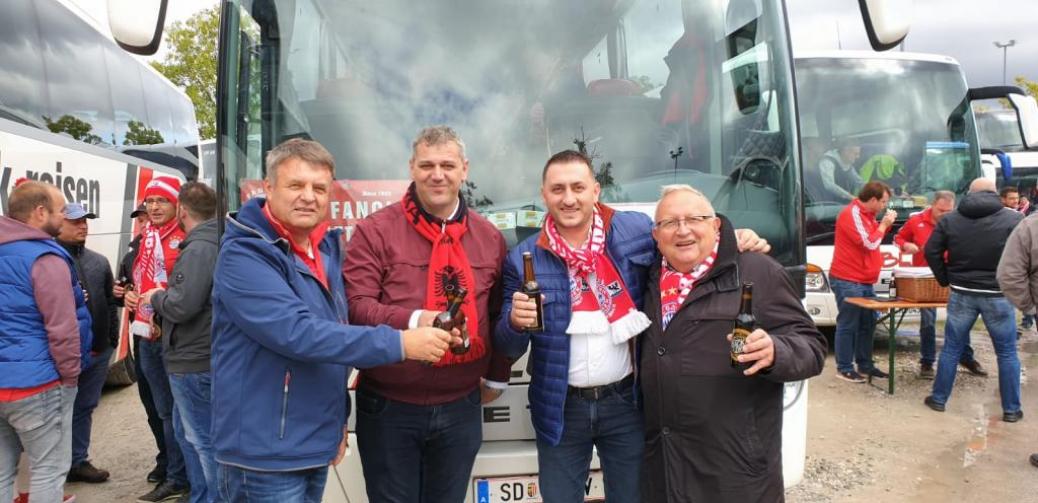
[105, 352, 138, 387]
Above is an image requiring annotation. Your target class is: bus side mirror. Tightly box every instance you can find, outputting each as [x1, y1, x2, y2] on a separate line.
[107, 0, 168, 55]
[1008, 93, 1038, 150]
[858, 0, 912, 51]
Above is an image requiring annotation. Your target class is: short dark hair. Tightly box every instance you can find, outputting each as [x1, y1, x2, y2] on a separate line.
[7, 181, 58, 223]
[178, 182, 217, 221]
[541, 150, 594, 182]
[857, 181, 891, 203]
[1000, 186, 1020, 198]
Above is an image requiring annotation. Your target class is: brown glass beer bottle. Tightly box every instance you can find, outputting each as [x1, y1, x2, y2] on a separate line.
[731, 282, 755, 368]
[521, 252, 544, 332]
[434, 287, 470, 355]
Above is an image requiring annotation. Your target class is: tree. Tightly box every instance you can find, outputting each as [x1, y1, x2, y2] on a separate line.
[124, 120, 165, 145]
[150, 5, 219, 139]
[43, 115, 103, 144]
[1014, 76, 1038, 98]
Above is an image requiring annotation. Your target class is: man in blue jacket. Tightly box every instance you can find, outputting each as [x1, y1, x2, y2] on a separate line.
[495, 150, 766, 502]
[211, 138, 457, 502]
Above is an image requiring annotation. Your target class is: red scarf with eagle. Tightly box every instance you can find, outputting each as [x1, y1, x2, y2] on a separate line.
[130, 218, 182, 339]
[402, 186, 484, 366]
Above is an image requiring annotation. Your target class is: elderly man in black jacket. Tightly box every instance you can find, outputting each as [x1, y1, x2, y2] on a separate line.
[640, 185, 826, 502]
[139, 182, 221, 502]
[924, 178, 1024, 422]
[57, 202, 117, 484]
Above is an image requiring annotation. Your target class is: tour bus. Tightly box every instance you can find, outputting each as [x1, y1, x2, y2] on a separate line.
[108, 0, 913, 501]
[796, 51, 1038, 327]
[976, 107, 1038, 193]
[0, 0, 200, 384]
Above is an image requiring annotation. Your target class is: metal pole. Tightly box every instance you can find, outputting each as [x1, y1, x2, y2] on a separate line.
[1003, 46, 1008, 85]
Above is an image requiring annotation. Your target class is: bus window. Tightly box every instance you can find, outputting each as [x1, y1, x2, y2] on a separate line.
[0, 0, 47, 129]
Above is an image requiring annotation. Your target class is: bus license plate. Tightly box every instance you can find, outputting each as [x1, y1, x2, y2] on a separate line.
[474, 471, 605, 502]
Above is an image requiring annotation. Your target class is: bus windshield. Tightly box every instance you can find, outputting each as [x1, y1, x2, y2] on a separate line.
[795, 55, 982, 246]
[220, 0, 802, 266]
[976, 108, 1026, 151]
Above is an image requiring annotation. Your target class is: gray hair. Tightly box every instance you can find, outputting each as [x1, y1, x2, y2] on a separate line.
[265, 138, 335, 184]
[968, 177, 996, 194]
[411, 125, 467, 160]
[657, 184, 715, 218]
[932, 190, 955, 204]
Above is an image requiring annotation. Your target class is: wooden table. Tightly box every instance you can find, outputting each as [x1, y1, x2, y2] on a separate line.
[844, 297, 946, 394]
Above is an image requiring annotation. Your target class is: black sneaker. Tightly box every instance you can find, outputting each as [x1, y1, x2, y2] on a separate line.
[924, 395, 945, 412]
[174, 494, 190, 503]
[919, 363, 935, 380]
[836, 370, 866, 383]
[960, 360, 989, 377]
[1004, 410, 1024, 423]
[1029, 453, 1038, 468]
[146, 466, 166, 484]
[863, 367, 888, 379]
[67, 461, 110, 483]
[137, 481, 188, 502]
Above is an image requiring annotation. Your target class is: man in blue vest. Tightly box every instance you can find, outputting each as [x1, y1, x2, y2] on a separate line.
[0, 181, 92, 503]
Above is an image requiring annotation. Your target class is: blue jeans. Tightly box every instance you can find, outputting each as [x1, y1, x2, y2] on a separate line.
[0, 386, 76, 503]
[72, 347, 113, 466]
[831, 277, 878, 373]
[135, 336, 168, 475]
[356, 386, 482, 503]
[536, 380, 644, 503]
[919, 309, 976, 366]
[138, 338, 187, 487]
[169, 372, 217, 503]
[931, 292, 1021, 413]
[218, 463, 327, 503]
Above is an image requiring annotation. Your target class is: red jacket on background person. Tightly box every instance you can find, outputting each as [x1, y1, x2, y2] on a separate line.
[831, 199, 887, 285]
[344, 201, 512, 405]
[894, 208, 935, 267]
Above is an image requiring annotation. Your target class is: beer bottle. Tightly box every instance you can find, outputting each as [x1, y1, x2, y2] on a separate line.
[521, 252, 544, 332]
[731, 282, 755, 368]
[434, 287, 471, 355]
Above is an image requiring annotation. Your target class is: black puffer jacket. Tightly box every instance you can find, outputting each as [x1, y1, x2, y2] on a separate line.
[60, 242, 118, 353]
[925, 191, 1022, 294]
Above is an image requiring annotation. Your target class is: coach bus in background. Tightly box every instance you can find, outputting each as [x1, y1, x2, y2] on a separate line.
[975, 106, 1038, 195]
[796, 51, 1038, 328]
[108, 0, 913, 500]
[0, 0, 200, 385]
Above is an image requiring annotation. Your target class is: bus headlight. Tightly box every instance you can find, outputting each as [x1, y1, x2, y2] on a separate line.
[805, 263, 829, 293]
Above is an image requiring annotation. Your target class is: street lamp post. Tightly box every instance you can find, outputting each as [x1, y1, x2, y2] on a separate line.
[994, 40, 1016, 86]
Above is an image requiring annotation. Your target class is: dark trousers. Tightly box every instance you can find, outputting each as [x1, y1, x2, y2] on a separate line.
[356, 387, 482, 503]
[71, 347, 113, 466]
[135, 336, 168, 474]
[139, 338, 187, 487]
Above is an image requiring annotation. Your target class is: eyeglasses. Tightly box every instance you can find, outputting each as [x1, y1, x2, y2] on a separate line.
[144, 198, 172, 207]
[654, 215, 715, 232]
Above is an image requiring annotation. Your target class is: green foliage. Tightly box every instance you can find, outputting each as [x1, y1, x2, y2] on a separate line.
[1014, 76, 1038, 98]
[124, 120, 165, 145]
[150, 5, 220, 139]
[43, 115, 102, 144]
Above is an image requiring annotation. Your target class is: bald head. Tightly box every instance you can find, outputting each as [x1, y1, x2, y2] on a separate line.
[968, 178, 997, 193]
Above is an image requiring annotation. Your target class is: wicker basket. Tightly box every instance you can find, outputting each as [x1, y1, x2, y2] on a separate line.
[894, 276, 949, 303]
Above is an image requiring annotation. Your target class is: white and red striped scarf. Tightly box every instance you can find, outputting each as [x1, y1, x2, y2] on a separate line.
[544, 207, 650, 343]
[130, 219, 179, 339]
[659, 242, 719, 330]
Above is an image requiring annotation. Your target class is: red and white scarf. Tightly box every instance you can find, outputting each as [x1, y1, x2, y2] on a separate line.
[402, 186, 485, 366]
[130, 218, 180, 339]
[659, 242, 718, 330]
[544, 207, 650, 343]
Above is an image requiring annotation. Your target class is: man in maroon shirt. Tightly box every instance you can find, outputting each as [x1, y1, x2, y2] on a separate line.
[344, 125, 512, 502]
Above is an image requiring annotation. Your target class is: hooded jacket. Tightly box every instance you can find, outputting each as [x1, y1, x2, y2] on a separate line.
[153, 218, 219, 373]
[998, 214, 1038, 311]
[0, 216, 92, 388]
[925, 191, 1022, 295]
[211, 197, 405, 472]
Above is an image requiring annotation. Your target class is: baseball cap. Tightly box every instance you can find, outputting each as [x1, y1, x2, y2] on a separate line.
[130, 203, 147, 218]
[63, 202, 97, 220]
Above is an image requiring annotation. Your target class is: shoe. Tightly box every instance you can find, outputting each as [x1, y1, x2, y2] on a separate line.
[64, 496, 76, 503]
[147, 466, 166, 484]
[960, 360, 989, 377]
[174, 494, 190, 503]
[137, 481, 189, 502]
[924, 396, 945, 412]
[836, 370, 866, 383]
[919, 363, 935, 379]
[1004, 410, 1024, 423]
[12, 495, 74, 503]
[67, 460, 110, 483]
[863, 367, 888, 379]
[1030, 453, 1038, 468]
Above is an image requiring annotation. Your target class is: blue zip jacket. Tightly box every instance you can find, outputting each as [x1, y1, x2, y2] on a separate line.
[211, 197, 405, 472]
[0, 237, 92, 388]
[494, 207, 656, 445]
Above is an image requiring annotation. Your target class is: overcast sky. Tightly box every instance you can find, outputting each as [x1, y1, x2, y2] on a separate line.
[787, 0, 1038, 87]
